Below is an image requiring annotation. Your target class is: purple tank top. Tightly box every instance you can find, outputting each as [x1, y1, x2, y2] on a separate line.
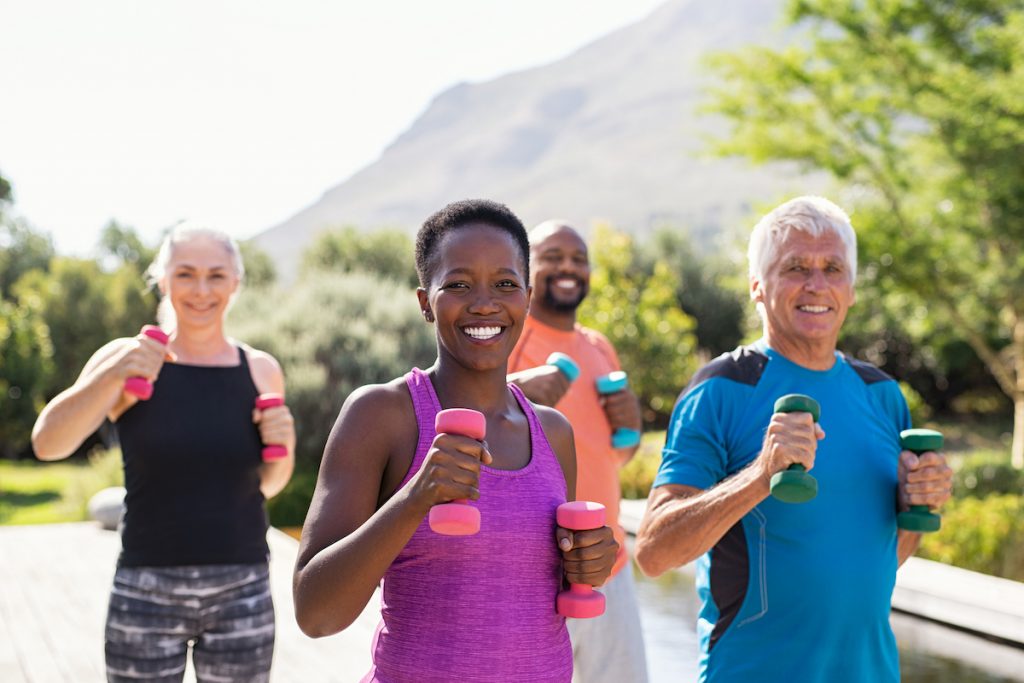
[362, 368, 572, 683]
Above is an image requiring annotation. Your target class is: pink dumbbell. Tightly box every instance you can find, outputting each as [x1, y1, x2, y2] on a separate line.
[429, 408, 485, 536]
[123, 325, 170, 400]
[255, 393, 288, 461]
[556, 501, 607, 619]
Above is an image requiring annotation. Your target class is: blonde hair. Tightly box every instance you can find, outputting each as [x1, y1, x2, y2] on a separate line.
[145, 221, 245, 329]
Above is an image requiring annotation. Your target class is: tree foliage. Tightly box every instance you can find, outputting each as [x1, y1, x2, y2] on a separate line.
[228, 272, 435, 525]
[301, 227, 417, 287]
[707, 0, 1024, 465]
[578, 225, 701, 424]
[0, 298, 54, 458]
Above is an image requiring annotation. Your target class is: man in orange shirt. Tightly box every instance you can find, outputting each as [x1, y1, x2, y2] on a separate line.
[509, 220, 648, 683]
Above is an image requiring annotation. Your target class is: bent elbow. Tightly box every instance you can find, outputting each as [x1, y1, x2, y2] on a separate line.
[633, 535, 667, 578]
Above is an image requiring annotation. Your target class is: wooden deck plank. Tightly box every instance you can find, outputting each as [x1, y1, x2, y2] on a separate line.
[0, 523, 380, 682]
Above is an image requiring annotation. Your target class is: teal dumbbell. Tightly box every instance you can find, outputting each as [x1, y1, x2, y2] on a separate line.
[896, 429, 943, 533]
[595, 371, 641, 449]
[546, 352, 580, 382]
[769, 394, 820, 504]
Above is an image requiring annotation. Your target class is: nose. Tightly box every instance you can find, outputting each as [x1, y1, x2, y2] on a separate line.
[467, 287, 501, 314]
[804, 268, 828, 292]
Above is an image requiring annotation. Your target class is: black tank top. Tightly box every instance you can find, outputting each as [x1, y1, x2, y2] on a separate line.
[115, 347, 270, 567]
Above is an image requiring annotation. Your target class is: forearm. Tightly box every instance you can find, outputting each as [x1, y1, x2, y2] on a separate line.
[635, 465, 770, 577]
[896, 529, 922, 566]
[293, 489, 429, 637]
[259, 455, 294, 499]
[32, 368, 123, 460]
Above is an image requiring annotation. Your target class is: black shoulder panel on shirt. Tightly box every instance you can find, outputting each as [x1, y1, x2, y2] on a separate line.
[841, 352, 894, 386]
[683, 345, 769, 396]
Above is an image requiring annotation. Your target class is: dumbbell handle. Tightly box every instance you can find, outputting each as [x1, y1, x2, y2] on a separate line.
[556, 501, 606, 618]
[769, 394, 820, 504]
[595, 371, 641, 448]
[255, 394, 288, 461]
[897, 429, 943, 533]
[123, 325, 170, 400]
[429, 409, 485, 535]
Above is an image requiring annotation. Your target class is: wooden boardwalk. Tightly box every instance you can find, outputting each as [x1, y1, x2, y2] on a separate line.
[0, 523, 380, 683]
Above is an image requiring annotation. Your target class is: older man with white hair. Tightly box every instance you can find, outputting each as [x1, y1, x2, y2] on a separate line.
[635, 196, 952, 683]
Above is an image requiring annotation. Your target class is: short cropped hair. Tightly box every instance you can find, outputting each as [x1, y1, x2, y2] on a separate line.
[747, 196, 857, 283]
[415, 199, 530, 288]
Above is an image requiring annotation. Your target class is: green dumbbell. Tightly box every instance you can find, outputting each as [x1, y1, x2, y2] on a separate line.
[896, 429, 943, 533]
[769, 394, 820, 504]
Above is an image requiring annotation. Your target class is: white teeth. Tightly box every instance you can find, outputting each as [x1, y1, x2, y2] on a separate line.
[799, 305, 829, 313]
[464, 326, 502, 339]
[555, 279, 578, 289]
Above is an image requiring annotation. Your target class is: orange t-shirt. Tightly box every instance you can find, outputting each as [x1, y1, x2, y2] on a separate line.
[509, 316, 629, 576]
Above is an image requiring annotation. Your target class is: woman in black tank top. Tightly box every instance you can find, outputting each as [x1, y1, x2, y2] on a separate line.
[32, 222, 295, 683]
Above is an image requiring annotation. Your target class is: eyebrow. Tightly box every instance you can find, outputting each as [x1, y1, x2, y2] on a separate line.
[173, 264, 229, 271]
[441, 266, 522, 277]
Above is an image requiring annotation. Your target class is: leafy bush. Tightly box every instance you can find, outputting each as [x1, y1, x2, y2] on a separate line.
[952, 450, 1023, 499]
[229, 272, 436, 526]
[619, 432, 665, 500]
[918, 494, 1024, 582]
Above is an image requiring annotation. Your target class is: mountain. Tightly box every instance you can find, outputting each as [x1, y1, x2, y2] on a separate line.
[254, 0, 820, 275]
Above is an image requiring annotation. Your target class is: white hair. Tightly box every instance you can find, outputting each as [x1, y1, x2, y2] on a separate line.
[747, 196, 857, 283]
[145, 221, 245, 329]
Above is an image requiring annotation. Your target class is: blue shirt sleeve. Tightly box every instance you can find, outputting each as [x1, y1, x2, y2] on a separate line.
[654, 380, 729, 490]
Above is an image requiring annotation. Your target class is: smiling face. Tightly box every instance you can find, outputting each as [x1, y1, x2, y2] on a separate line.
[160, 237, 240, 330]
[529, 224, 590, 316]
[417, 222, 531, 372]
[751, 229, 855, 366]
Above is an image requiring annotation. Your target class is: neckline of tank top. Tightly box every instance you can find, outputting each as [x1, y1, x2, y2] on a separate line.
[165, 344, 243, 369]
[418, 370, 547, 478]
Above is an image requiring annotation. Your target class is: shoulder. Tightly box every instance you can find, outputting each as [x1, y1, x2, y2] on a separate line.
[332, 377, 414, 428]
[534, 403, 573, 447]
[240, 344, 285, 394]
[687, 344, 768, 394]
[839, 352, 896, 386]
[577, 324, 613, 350]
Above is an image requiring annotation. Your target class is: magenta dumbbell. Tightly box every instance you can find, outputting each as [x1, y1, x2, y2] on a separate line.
[556, 501, 607, 619]
[255, 393, 289, 461]
[123, 325, 170, 400]
[429, 408, 486, 536]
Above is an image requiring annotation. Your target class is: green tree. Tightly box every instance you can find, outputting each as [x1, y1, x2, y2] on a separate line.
[228, 271, 435, 525]
[707, 0, 1024, 466]
[301, 227, 417, 286]
[648, 229, 746, 357]
[239, 240, 277, 288]
[1, 218, 55, 301]
[99, 221, 156, 274]
[0, 297, 54, 458]
[578, 226, 700, 424]
[13, 258, 156, 399]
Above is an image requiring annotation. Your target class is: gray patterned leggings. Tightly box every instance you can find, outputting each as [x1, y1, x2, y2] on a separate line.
[104, 563, 275, 682]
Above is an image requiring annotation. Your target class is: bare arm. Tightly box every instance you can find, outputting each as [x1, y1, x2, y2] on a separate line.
[293, 383, 491, 637]
[246, 347, 295, 499]
[32, 334, 167, 460]
[635, 411, 822, 577]
[507, 365, 571, 407]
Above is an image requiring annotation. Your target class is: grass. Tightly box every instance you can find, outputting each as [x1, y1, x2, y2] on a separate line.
[0, 449, 123, 525]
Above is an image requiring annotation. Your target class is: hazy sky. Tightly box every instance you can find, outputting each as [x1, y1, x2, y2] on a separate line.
[1, 0, 666, 256]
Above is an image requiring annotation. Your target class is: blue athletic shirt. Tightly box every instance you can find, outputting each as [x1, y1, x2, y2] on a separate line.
[654, 340, 910, 683]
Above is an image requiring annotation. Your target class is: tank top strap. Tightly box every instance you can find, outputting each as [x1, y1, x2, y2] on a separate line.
[508, 382, 567, 497]
[400, 368, 441, 488]
[237, 344, 251, 370]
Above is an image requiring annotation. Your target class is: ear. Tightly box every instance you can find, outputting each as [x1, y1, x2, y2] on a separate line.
[525, 284, 533, 314]
[416, 288, 433, 322]
[749, 275, 763, 304]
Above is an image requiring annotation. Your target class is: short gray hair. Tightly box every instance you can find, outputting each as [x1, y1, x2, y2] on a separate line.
[747, 196, 857, 283]
[145, 221, 245, 328]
